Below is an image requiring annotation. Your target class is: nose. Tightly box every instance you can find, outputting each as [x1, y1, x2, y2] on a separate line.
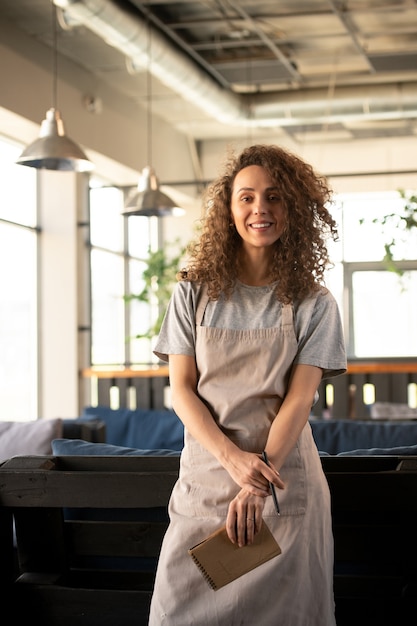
[253, 197, 267, 214]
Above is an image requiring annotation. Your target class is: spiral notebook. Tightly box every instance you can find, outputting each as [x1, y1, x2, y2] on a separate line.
[188, 520, 281, 590]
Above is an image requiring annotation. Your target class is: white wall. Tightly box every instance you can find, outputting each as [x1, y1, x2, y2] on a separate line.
[200, 135, 417, 195]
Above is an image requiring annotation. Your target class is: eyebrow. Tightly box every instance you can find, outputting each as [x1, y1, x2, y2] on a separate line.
[235, 185, 280, 194]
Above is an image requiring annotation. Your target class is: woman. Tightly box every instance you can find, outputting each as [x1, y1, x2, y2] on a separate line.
[148, 144, 346, 625]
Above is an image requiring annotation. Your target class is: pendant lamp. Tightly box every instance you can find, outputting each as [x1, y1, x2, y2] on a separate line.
[122, 19, 183, 217]
[16, 4, 93, 173]
[123, 165, 184, 217]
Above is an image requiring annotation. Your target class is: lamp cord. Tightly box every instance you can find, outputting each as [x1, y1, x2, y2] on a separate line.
[52, 2, 58, 110]
[146, 18, 152, 168]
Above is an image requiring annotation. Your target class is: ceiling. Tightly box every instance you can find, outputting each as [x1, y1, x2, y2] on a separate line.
[2, 0, 417, 144]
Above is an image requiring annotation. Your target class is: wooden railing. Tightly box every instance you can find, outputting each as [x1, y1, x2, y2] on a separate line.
[314, 360, 417, 419]
[82, 360, 417, 419]
[82, 365, 170, 410]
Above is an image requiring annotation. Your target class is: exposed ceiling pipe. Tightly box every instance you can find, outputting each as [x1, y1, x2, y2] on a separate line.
[251, 83, 417, 125]
[54, 0, 247, 124]
[54, 0, 416, 129]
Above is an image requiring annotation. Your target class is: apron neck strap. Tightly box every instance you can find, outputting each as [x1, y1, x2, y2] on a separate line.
[196, 284, 210, 326]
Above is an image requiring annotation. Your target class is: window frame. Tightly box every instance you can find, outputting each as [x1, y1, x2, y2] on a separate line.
[343, 260, 417, 358]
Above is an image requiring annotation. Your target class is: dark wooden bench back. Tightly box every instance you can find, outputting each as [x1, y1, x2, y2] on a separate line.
[321, 455, 417, 625]
[1, 454, 416, 625]
[0, 455, 179, 626]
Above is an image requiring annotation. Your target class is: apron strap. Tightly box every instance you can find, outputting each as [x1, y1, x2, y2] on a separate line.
[196, 284, 210, 327]
[281, 303, 294, 328]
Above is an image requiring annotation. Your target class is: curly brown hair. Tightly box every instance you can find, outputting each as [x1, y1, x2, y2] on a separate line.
[180, 144, 339, 302]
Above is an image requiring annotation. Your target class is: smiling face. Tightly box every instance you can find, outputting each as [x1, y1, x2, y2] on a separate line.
[230, 165, 286, 252]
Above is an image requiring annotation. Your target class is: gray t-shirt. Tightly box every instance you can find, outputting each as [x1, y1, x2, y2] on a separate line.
[154, 280, 346, 379]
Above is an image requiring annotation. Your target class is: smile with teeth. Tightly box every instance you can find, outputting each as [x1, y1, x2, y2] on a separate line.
[250, 222, 272, 229]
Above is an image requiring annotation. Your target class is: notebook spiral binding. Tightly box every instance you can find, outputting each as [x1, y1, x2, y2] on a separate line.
[189, 553, 217, 589]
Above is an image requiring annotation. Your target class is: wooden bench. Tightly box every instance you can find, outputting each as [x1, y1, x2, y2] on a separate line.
[322, 455, 417, 625]
[0, 454, 416, 625]
[0, 455, 178, 625]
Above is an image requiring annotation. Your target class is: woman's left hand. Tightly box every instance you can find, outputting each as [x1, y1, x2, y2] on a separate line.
[226, 490, 266, 547]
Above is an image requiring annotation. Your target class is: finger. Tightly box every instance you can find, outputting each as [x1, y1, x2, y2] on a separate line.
[273, 474, 285, 490]
[245, 516, 256, 544]
[253, 510, 260, 533]
[259, 461, 285, 490]
[226, 511, 238, 544]
[237, 514, 248, 547]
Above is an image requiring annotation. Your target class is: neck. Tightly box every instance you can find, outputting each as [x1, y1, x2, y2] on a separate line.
[237, 249, 273, 286]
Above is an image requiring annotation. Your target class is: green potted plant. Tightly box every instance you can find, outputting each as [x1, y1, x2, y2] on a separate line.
[125, 239, 186, 339]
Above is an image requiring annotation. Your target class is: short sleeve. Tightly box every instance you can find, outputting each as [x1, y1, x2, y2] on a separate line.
[294, 289, 347, 379]
[153, 281, 199, 362]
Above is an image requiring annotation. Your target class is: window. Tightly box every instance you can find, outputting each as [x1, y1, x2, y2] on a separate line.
[329, 191, 417, 358]
[347, 267, 417, 357]
[89, 183, 156, 366]
[0, 136, 38, 420]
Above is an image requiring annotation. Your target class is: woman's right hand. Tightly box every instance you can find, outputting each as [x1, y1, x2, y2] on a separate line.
[223, 450, 285, 497]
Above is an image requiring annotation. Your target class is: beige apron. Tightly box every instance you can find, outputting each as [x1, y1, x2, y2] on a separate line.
[149, 290, 336, 626]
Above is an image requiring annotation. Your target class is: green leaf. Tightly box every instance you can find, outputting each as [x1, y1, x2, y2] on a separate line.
[359, 189, 417, 274]
[127, 238, 186, 339]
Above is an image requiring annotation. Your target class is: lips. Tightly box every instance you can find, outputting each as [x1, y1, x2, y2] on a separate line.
[249, 222, 273, 229]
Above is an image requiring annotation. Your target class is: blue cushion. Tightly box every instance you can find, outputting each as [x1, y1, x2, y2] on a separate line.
[52, 438, 181, 456]
[337, 444, 417, 456]
[310, 419, 417, 455]
[81, 406, 184, 451]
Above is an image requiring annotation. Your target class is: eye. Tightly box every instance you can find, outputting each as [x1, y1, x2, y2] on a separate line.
[268, 194, 280, 202]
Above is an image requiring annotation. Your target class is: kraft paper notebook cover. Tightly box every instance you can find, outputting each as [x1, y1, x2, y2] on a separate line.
[188, 520, 281, 590]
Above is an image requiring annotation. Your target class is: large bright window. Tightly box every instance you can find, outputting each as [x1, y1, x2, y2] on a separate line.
[330, 191, 417, 358]
[89, 184, 155, 366]
[349, 268, 417, 358]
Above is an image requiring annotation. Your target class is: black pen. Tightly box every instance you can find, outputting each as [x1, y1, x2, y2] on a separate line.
[262, 451, 280, 516]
